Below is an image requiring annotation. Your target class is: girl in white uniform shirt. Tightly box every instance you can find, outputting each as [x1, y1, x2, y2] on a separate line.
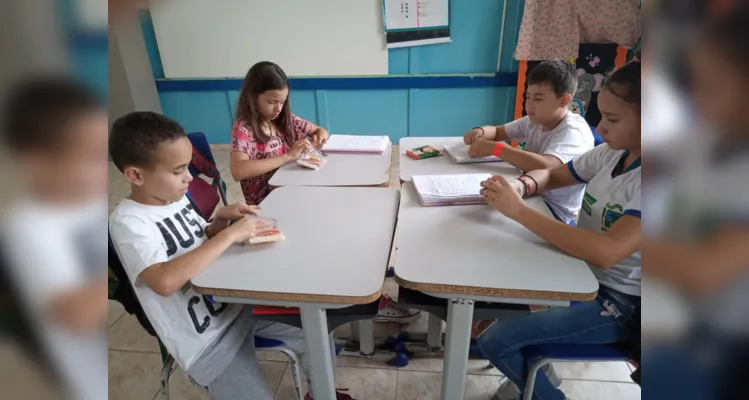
[477, 61, 642, 400]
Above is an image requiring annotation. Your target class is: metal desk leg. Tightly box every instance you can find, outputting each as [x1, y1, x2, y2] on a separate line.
[357, 320, 375, 355]
[427, 313, 443, 349]
[441, 298, 475, 400]
[300, 306, 336, 400]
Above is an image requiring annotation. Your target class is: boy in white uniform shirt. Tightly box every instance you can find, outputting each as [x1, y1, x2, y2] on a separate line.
[464, 60, 594, 224]
[108, 112, 353, 400]
[378, 60, 598, 330]
[477, 61, 642, 400]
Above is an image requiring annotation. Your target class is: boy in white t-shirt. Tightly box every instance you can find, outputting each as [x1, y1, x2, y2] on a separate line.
[464, 60, 594, 224]
[108, 112, 352, 400]
[477, 61, 642, 400]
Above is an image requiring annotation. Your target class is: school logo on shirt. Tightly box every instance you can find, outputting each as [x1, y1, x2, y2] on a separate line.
[581, 192, 597, 216]
[601, 203, 624, 231]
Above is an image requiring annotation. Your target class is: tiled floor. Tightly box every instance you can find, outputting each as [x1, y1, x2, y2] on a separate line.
[107, 145, 641, 399]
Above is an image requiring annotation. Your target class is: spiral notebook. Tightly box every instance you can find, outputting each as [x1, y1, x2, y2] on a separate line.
[443, 144, 503, 164]
[412, 173, 492, 206]
[322, 135, 389, 154]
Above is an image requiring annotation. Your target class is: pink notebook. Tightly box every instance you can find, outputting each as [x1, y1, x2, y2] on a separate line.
[322, 134, 389, 154]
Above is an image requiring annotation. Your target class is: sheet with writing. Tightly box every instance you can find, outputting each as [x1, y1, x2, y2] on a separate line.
[413, 174, 491, 198]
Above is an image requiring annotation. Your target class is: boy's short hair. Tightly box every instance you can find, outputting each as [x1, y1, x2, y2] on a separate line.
[1, 77, 100, 153]
[109, 112, 187, 172]
[527, 60, 577, 97]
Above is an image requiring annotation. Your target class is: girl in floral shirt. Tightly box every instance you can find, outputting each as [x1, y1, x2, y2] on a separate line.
[229, 62, 329, 204]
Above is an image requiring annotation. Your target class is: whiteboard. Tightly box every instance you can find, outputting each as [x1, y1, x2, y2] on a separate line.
[150, 0, 389, 78]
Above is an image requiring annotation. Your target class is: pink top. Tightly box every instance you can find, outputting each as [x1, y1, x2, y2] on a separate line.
[231, 114, 313, 205]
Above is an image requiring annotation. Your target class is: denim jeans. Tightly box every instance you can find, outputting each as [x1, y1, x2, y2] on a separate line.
[477, 286, 639, 400]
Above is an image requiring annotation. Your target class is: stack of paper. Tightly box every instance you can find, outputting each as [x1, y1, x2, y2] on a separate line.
[322, 135, 389, 154]
[443, 143, 503, 164]
[412, 174, 492, 206]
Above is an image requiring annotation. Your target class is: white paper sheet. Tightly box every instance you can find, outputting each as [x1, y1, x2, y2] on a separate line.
[443, 144, 503, 164]
[412, 174, 491, 201]
[322, 135, 389, 153]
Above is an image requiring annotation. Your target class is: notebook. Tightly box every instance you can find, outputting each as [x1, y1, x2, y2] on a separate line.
[322, 134, 389, 154]
[443, 143, 503, 164]
[412, 173, 492, 206]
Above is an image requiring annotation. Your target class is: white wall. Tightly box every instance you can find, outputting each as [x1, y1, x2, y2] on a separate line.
[150, 0, 389, 78]
[108, 4, 162, 127]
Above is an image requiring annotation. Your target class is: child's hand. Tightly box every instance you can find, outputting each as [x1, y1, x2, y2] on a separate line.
[463, 128, 484, 145]
[480, 175, 527, 220]
[287, 139, 312, 160]
[310, 131, 328, 149]
[225, 217, 275, 244]
[468, 140, 496, 158]
[215, 203, 261, 221]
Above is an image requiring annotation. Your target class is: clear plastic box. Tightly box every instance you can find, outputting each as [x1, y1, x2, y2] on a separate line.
[245, 217, 285, 245]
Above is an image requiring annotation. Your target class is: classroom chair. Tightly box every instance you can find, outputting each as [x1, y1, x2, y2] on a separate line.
[591, 126, 604, 147]
[187, 131, 228, 217]
[522, 343, 631, 400]
[254, 336, 305, 400]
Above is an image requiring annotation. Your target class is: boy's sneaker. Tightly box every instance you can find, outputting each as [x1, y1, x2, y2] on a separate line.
[373, 296, 421, 323]
[305, 389, 355, 400]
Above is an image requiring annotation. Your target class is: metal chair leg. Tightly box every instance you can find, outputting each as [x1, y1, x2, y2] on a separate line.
[279, 348, 305, 400]
[523, 358, 551, 400]
[160, 355, 175, 400]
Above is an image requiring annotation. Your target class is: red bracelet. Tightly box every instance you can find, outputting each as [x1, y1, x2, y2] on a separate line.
[492, 142, 505, 157]
[518, 174, 538, 198]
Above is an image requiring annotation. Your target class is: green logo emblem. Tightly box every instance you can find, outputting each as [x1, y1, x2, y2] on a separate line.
[581, 192, 597, 216]
[601, 203, 624, 230]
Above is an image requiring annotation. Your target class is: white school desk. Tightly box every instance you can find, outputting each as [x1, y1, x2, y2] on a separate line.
[269, 143, 392, 188]
[399, 137, 520, 182]
[394, 182, 599, 400]
[192, 186, 399, 400]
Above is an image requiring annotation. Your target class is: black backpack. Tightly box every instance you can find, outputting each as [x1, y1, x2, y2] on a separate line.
[108, 234, 157, 337]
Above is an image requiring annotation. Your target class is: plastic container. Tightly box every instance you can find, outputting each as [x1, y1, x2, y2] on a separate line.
[297, 148, 328, 170]
[245, 217, 285, 245]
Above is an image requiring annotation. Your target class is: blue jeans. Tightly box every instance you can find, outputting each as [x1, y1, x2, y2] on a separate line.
[477, 286, 639, 400]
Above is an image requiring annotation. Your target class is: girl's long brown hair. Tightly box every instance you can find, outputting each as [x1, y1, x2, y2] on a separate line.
[235, 61, 294, 145]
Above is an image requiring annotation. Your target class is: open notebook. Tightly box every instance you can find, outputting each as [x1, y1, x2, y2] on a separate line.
[412, 174, 492, 206]
[443, 143, 503, 164]
[322, 134, 389, 154]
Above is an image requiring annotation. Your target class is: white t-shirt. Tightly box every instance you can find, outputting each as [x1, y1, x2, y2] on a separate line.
[568, 144, 642, 296]
[658, 132, 749, 336]
[505, 112, 594, 223]
[109, 197, 242, 371]
[3, 199, 108, 400]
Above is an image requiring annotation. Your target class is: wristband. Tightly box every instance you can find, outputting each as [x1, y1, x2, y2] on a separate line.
[492, 142, 505, 157]
[519, 174, 538, 198]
